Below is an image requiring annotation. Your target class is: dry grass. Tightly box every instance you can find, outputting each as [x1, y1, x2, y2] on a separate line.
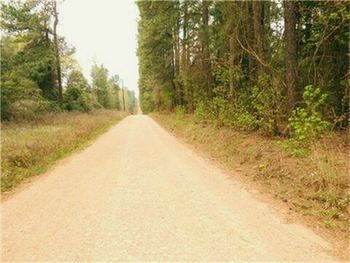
[152, 113, 349, 236]
[1, 110, 127, 192]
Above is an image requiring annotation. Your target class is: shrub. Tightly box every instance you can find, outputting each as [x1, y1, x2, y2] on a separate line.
[251, 75, 279, 135]
[194, 100, 210, 124]
[194, 96, 257, 131]
[232, 110, 258, 131]
[1, 72, 49, 120]
[173, 105, 186, 122]
[63, 87, 101, 112]
[8, 99, 48, 120]
[288, 85, 330, 145]
[231, 96, 258, 131]
[208, 97, 232, 127]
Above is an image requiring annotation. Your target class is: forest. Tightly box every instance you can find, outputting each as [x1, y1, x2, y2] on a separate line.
[137, 0, 349, 141]
[1, 0, 137, 121]
[137, 0, 349, 240]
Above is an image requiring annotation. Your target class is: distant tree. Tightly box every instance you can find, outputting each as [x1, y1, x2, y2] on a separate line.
[64, 69, 100, 112]
[1, 0, 126, 120]
[67, 70, 89, 91]
[108, 75, 121, 110]
[91, 64, 109, 108]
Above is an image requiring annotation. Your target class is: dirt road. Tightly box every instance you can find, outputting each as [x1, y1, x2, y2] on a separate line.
[1, 115, 336, 261]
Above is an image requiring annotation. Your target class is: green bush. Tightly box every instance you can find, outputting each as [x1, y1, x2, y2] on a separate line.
[173, 105, 186, 122]
[230, 96, 258, 131]
[208, 97, 233, 127]
[8, 99, 49, 120]
[288, 85, 330, 145]
[1, 72, 49, 120]
[63, 87, 101, 112]
[194, 100, 210, 124]
[193, 97, 258, 131]
[232, 110, 258, 131]
[251, 75, 279, 135]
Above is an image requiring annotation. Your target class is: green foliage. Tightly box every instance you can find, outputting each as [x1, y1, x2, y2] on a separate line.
[232, 110, 258, 131]
[63, 87, 100, 112]
[193, 97, 233, 127]
[194, 100, 209, 123]
[137, 0, 348, 132]
[1, 1, 59, 101]
[137, 1, 181, 112]
[140, 90, 154, 114]
[1, 71, 50, 120]
[91, 64, 109, 108]
[173, 105, 186, 122]
[63, 69, 101, 112]
[195, 82, 231, 126]
[66, 70, 89, 91]
[1, 1, 128, 120]
[281, 140, 308, 157]
[209, 97, 233, 127]
[297, 1, 349, 125]
[108, 75, 121, 110]
[288, 85, 330, 145]
[90, 64, 129, 110]
[251, 75, 279, 136]
[193, 97, 258, 131]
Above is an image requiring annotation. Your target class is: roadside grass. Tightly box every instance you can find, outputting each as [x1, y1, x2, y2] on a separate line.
[152, 113, 349, 236]
[1, 110, 127, 192]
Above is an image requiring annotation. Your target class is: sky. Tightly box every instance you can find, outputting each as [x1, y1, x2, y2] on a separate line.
[58, 0, 139, 97]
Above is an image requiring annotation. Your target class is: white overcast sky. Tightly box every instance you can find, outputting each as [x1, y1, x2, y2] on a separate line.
[58, 0, 139, 97]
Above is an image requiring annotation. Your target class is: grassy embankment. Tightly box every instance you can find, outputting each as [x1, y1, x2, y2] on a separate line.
[1, 110, 127, 192]
[152, 113, 349, 237]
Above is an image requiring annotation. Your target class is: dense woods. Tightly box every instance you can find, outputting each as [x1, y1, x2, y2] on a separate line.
[1, 0, 137, 120]
[137, 0, 349, 140]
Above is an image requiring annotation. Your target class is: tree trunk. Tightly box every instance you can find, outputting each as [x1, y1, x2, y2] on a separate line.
[227, 2, 238, 102]
[284, 0, 298, 114]
[181, 1, 190, 107]
[53, 0, 63, 104]
[252, 1, 267, 75]
[181, 1, 188, 73]
[173, 3, 181, 105]
[201, 0, 212, 98]
[245, 1, 255, 84]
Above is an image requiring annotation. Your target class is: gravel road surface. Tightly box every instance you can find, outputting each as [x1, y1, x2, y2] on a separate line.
[1, 115, 336, 261]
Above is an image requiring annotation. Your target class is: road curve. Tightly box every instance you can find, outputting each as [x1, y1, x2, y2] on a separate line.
[1, 115, 335, 261]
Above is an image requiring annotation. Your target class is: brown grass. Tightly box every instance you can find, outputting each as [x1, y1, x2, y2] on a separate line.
[1, 110, 127, 192]
[152, 113, 349, 238]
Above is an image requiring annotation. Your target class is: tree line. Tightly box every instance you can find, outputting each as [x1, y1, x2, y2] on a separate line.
[137, 1, 348, 139]
[1, 0, 136, 120]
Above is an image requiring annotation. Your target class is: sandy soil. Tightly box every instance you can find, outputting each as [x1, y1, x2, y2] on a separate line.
[1, 115, 337, 261]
